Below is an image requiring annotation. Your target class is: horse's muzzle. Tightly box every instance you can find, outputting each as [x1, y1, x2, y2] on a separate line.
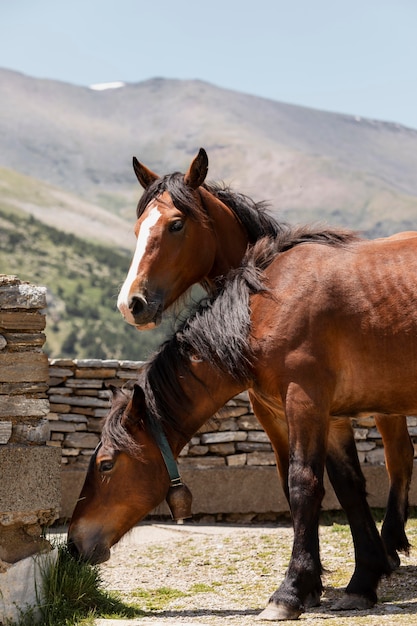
[125, 294, 163, 329]
[67, 536, 111, 565]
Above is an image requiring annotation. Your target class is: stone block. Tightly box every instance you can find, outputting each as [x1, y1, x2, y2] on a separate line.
[236, 442, 272, 452]
[218, 418, 238, 432]
[3, 332, 46, 349]
[48, 366, 75, 378]
[49, 421, 76, 432]
[365, 447, 386, 465]
[13, 419, 51, 444]
[63, 432, 100, 449]
[367, 428, 382, 439]
[226, 453, 247, 466]
[67, 378, 103, 388]
[0, 352, 49, 383]
[238, 414, 261, 430]
[208, 442, 235, 455]
[247, 431, 270, 443]
[0, 381, 48, 395]
[118, 360, 143, 369]
[0, 397, 49, 418]
[188, 445, 209, 456]
[201, 431, 247, 444]
[0, 421, 12, 444]
[75, 368, 116, 379]
[0, 548, 57, 624]
[0, 446, 61, 515]
[48, 395, 110, 408]
[355, 441, 375, 452]
[217, 405, 248, 419]
[178, 456, 226, 469]
[75, 359, 120, 368]
[0, 311, 46, 331]
[49, 402, 71, 413]
[353, 428, 368, 440]
[0, 282, 46, 309]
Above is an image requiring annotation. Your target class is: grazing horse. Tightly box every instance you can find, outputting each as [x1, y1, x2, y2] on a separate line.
[69, 234, 417, 619]
[116, 148, 414, 566]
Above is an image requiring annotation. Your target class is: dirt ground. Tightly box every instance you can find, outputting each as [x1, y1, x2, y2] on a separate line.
[93, 516, 417, 625]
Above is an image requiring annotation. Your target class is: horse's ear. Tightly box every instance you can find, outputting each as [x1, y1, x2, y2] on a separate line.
[108, 384, 124, 399]
[130, 383, 147, 421]
[132, 157, 159, 189]
[184, 148, 208, 189]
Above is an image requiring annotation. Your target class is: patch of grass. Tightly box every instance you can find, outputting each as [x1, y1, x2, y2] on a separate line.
[6, 542, 144, 626]
[190, 582, 221, 593]
[131, 586, 187, 610]
[130, 582, 223, 612]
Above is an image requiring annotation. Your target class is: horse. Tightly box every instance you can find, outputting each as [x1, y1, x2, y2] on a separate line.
[116, 148, 414, 566]
[69, 233, 417, 619]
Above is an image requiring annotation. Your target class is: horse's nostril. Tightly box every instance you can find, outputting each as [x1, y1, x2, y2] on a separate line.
[67, 538, 80, 559]
[129, 295, 147, 317]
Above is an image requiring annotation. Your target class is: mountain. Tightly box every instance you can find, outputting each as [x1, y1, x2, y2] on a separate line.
[1, 67, 417, 238]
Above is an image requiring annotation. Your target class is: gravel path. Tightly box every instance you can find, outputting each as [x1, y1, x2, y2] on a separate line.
[95, 518, 417, 625]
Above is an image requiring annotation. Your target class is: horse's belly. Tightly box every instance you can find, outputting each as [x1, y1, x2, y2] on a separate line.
[331, 353, 417, 416]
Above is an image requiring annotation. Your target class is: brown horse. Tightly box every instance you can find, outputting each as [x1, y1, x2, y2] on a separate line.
[116, 148, 414, 566]
[69, 234, 417, 619]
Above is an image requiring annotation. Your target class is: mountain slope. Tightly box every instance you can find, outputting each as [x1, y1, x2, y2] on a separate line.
[0, 201, 172, 360]
[1, 68, 417, 237]
[0, 167, 133, 251]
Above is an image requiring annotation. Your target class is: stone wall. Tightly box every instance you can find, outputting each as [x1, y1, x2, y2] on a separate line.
[0, 276, 61, 622]
[47, 358, 417, 470]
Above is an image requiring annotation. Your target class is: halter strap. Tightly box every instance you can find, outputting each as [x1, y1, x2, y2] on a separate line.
[149, 417, 184, 488]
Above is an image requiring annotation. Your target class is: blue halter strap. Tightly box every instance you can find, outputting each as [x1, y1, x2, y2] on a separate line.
[148, 417, 184, 488]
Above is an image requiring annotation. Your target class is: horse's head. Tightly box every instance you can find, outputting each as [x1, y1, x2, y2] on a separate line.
[117, 148, 218, 329]
[67, 385, 172, 564]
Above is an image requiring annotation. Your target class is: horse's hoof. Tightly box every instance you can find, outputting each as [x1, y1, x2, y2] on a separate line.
[256, 602, 302, 621]
[387, 552, 401, 571]
[332, 593, 376, 611]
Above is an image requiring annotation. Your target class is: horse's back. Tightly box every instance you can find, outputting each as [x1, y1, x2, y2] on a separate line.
[250, 235, 417, 414]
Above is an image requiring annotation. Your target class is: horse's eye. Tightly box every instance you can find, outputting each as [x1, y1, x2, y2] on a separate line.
[99, 460, 114, 473]
[169, 220, 183, 233]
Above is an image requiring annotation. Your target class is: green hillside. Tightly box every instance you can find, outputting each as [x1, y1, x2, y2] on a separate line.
[0, 203, 173, 360]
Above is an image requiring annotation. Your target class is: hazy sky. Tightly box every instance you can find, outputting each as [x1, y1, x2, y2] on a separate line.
[2, 0, 417, 129]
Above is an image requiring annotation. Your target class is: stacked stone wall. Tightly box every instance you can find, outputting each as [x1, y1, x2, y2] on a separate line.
[47, 358, 417, 469]
[0, 276, 61, 622]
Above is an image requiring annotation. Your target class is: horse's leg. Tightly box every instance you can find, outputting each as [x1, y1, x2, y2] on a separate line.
[325, 418, 392, 610]
[257, 389, 327, 621]
[250, 394, 322, 609]
[374, 413, 413, 567]
[249, 394, 290, 500]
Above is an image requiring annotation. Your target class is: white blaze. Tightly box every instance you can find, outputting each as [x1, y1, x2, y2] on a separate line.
[117, 205, 162, 311]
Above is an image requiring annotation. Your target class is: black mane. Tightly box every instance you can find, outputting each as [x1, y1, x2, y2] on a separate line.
[137, 172, 281, 242]
[137, 172, 359, 254]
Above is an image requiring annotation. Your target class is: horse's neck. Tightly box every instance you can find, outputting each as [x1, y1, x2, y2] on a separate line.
[199, 188, 248, 278]
[163, 359, 247, 457]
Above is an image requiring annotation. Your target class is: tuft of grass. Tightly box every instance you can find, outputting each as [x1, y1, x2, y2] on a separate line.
[6, 542, 143, 626]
